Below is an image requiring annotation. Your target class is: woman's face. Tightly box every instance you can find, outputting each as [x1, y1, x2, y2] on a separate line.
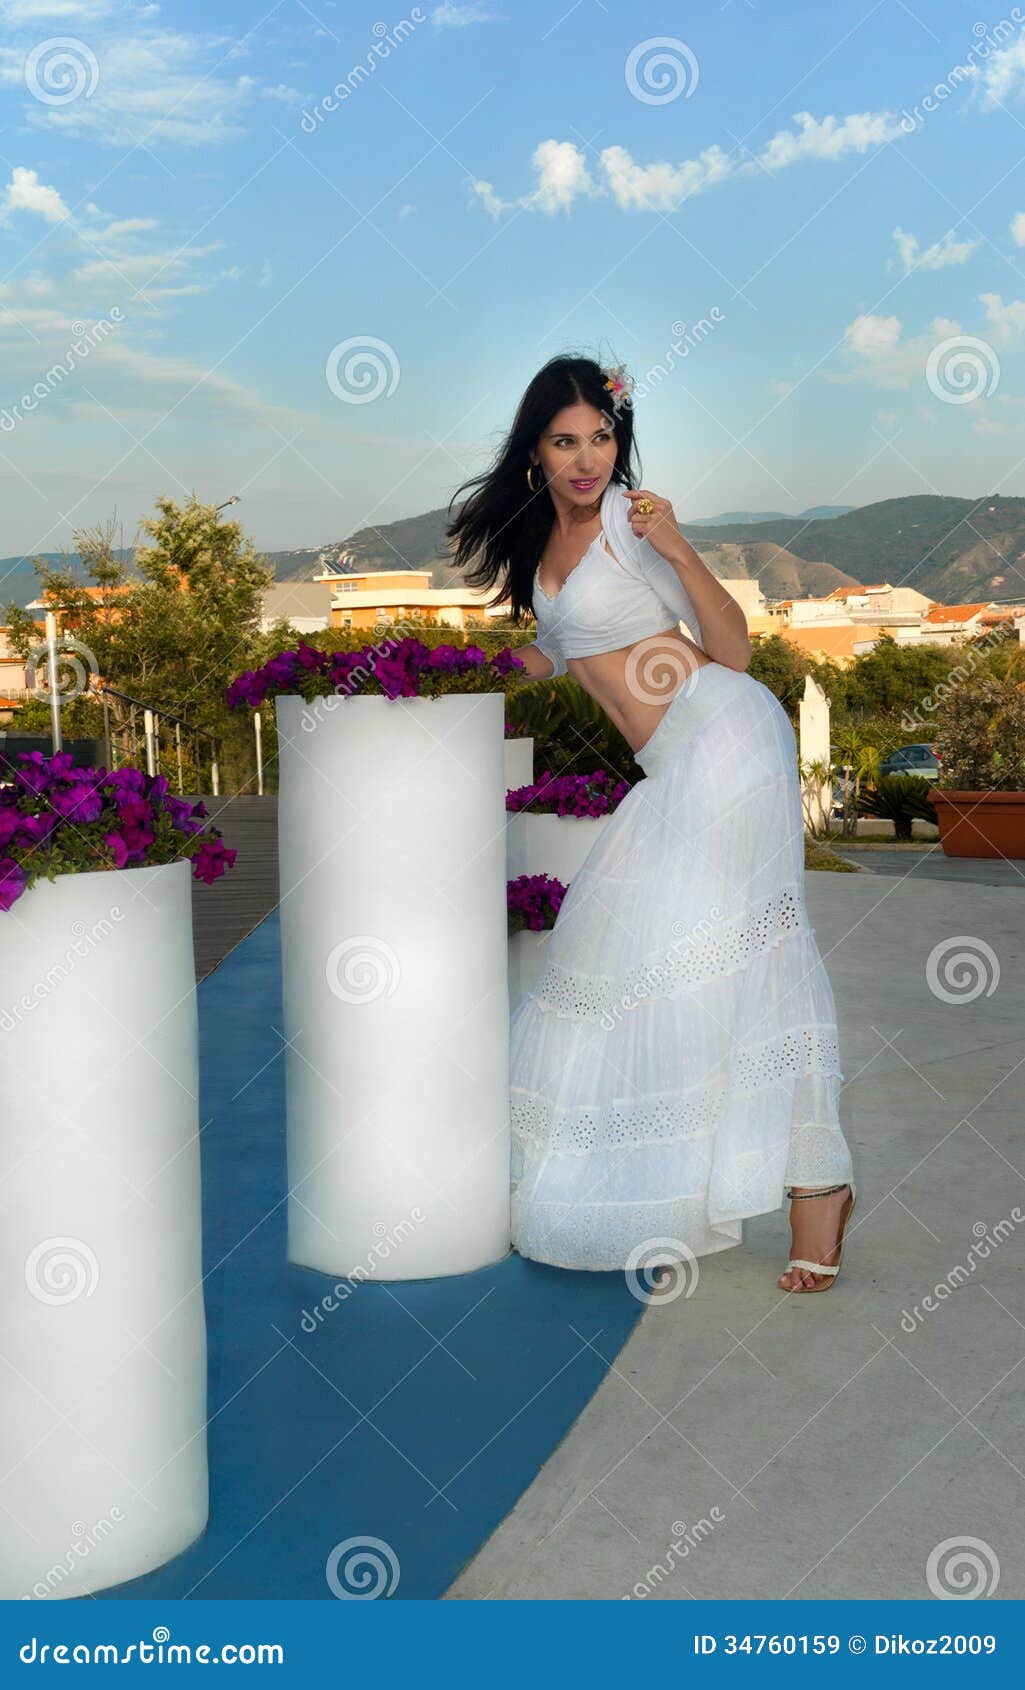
[530, 401, 619, 509]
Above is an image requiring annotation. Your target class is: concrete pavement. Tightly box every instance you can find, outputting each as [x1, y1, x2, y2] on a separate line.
[447, 868, 1025, 1601]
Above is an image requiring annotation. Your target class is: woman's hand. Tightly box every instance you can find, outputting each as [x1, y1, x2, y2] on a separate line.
[622, 487, 686, 565]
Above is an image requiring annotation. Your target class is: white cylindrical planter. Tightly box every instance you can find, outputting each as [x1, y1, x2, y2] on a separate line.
[508, 929, 552, 1014]
[503, 736, 534, 793]
[0, 861, 208, 1600]
[506, 811, 609, 883]
[276, 692, 511, 1280]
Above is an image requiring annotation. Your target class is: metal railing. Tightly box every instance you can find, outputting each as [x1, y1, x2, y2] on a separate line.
[89, 683, 221, 795]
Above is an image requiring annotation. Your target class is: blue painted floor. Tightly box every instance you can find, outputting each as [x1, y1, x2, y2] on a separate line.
[99, 911, 645, 1600]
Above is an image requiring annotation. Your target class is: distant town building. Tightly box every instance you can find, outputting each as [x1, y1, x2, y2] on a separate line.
[312, 567, 502, 635]
[260, 581, 334, 633]
[754, 580, 1025, 664]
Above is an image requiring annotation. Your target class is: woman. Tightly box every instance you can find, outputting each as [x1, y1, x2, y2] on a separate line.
[447, 354, 856, 1293]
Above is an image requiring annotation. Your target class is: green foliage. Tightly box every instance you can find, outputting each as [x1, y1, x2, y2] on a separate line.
[833, 633, 953, 719]
[747, 634, 815, 714]
[929, 672, 1025, 790]
[2, 497, 273, 794]
[504, 671, 643, 782]
[804, 836, 860, 873]
[858, 774, 936, 841]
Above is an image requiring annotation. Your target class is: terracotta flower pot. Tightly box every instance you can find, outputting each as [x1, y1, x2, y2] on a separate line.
[929, 789, 1025, 859]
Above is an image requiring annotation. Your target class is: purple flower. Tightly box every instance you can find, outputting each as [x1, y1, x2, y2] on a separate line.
[115, 794, 155, 828]
[192, 838, 238, 884]
[11, 812, 59, 846]
[103, 830, 132, 868]
[296, 640, 330, 672]
[49, 783, 105, 823]
[492, 647, 526, 677]
[0, 807, 22, 849]
[12, 751, 55, 795]
[0, 750, 239, 909]
[506, 768, 632, 818]
[507, 872, 567, 933]
[0, 856, 28, 911]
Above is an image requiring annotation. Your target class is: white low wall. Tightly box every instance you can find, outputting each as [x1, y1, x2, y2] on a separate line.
[506, 811, 609, 884]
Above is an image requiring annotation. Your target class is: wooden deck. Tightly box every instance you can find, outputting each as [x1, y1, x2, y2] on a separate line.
[186, 794, 279, 981]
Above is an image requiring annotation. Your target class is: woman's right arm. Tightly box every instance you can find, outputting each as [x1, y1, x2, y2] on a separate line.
[517, 639, 565, 679]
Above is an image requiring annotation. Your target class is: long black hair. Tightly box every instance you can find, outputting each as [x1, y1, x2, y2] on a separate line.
[445, 353, 642, 625]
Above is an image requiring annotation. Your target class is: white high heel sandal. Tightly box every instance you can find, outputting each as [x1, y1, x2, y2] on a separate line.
[779, 1181, 856, 1293]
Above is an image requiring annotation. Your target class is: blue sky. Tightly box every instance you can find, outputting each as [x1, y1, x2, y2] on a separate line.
[2, 0, 1025, 559]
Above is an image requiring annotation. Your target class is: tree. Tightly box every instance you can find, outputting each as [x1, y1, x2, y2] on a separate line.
[3, 495, 274, 789]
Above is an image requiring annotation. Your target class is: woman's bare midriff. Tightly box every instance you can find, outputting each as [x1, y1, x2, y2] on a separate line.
[564, 627, 720, 755]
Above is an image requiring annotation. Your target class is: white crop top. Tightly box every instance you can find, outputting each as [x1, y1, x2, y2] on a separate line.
[531, 479, 702, 676]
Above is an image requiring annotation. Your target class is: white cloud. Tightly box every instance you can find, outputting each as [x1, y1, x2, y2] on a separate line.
[0, 299, 303, 427]
[980, 290, 1025, 343]
[975, 32, 1025, 109]
[756, 109, 903, 167]
[4, 1, 113, 16]
[92, 215, 159, 239]
[2, 166, 70, 222]
[471, 108, 905, 217]
[0, 26, 257, 148]
[892, 225, 977, 272]
[836, 307, 1010, 395]
[1011, 211, 1025, 246]
[432, 2, 500, 28]
[845, 313, 902, 357]
[261, 83, 306, 105]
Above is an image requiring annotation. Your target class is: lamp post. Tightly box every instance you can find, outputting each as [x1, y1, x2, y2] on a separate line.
[44, 609, 63, 754]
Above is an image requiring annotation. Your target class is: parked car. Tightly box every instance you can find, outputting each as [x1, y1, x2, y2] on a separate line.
[878, 743, 943, 784]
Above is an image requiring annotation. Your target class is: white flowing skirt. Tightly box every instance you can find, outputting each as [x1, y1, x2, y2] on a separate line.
[509, 660, 854, 1271]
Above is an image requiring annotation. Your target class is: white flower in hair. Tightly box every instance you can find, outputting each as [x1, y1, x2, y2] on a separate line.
[601, 362, 636, 415]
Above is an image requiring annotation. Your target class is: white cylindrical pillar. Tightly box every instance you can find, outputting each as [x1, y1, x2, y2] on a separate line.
[503, 736, 534, 793]
[276, 692, 511, 1280]
[0, 860, 208, 1599]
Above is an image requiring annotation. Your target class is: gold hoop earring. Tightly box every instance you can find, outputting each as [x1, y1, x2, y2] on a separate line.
[526, 462, 542, 492]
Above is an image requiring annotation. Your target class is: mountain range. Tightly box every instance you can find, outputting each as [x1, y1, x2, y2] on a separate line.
[3, 494, 1025, 616]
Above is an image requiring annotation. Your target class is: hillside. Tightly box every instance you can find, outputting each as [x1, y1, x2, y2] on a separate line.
[683, 494, 1025, 603]
[5, 493, 1025, 614]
